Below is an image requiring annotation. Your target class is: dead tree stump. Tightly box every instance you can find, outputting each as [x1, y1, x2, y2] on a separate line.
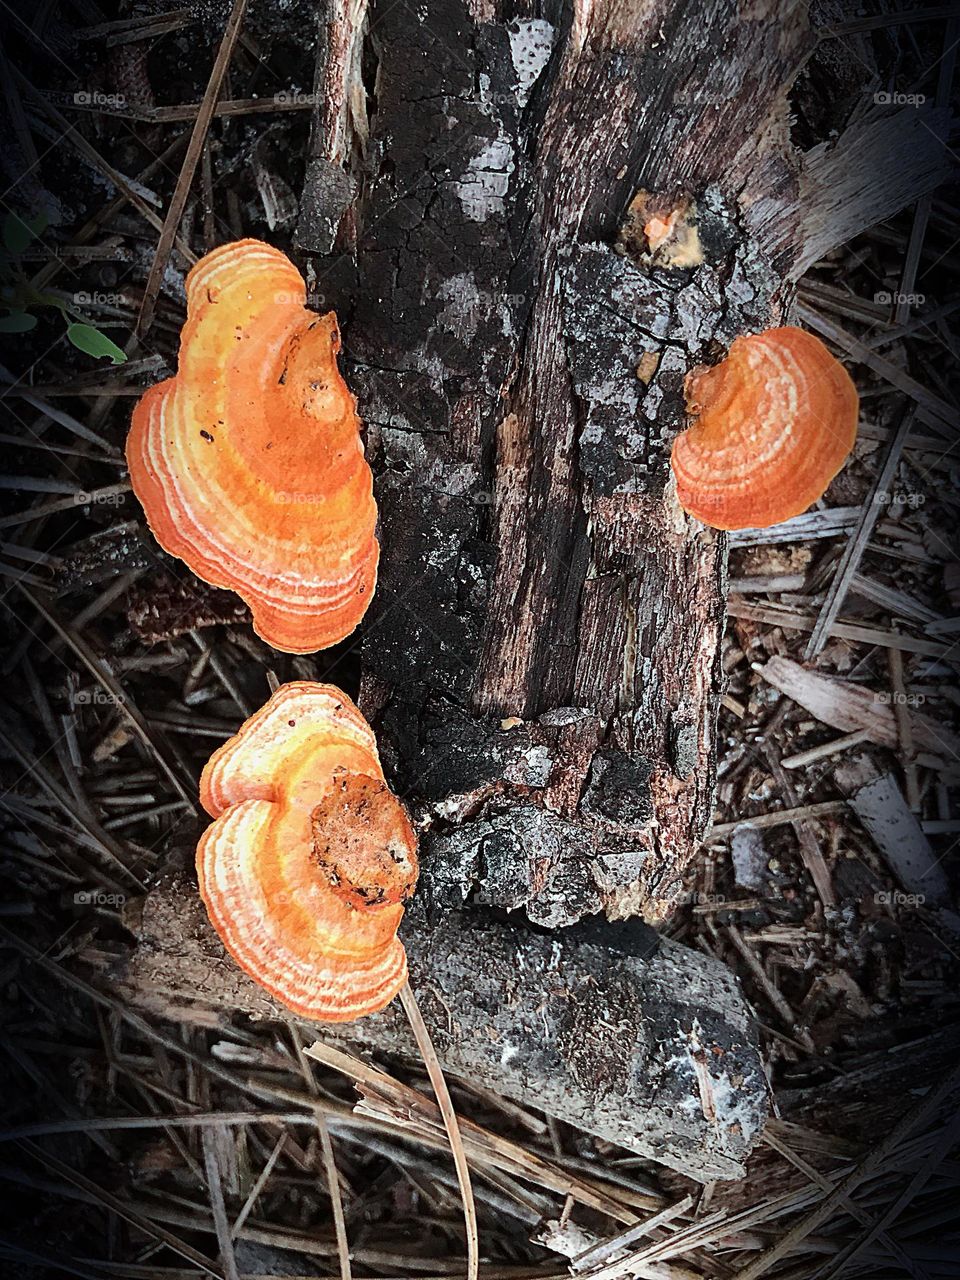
[296, 0, 946, 924]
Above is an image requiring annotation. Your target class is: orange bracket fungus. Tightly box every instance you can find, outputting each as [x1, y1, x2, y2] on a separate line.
[127, 239, 378, 653]
[670, 326, 859, 531]
[197, 681, 418, 1022]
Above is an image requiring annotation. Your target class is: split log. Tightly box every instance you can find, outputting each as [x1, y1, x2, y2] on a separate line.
[293, 0, 948, 927]
[107, 864, 769, 1182]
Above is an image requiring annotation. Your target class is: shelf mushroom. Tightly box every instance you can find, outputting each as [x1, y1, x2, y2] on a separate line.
[670, 326, 859, 530]
[197, 682, 418, 1021]
[127, 239, 378, 653]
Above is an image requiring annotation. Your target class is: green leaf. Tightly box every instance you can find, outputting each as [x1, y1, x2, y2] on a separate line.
[2, 211, 45, 254]
[0, 311, 37, 333]
[66, 322, 127, 364]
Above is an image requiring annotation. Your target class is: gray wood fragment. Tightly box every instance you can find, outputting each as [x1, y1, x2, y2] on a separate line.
[835, 755, 951, 909]
[111, 867, 769, 1182]
[731, 825, 769, 892]
[792, 108, 953, 280]
[296, 158, 356, 253]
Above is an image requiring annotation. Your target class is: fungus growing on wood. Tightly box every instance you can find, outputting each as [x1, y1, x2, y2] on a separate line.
[197, 681, 418, 1021]
[619, 190, 704, 268]
[127, 239, 378, 653]
[670, 326, 859, 530]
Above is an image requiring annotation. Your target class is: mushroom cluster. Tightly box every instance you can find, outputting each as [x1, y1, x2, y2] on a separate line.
[127, 239, 378, 653]
[125, 237, 859, 1030]
[670, 326, 859, 531]
[197, 682, 418, 1022]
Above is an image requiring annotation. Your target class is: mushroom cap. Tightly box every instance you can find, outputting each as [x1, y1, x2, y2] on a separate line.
[197, 682, 418, 1022]
[127, 240, 378, 653]
[670, 326, 859, 531]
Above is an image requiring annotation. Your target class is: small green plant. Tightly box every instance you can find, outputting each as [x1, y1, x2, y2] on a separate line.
[0, 211, 127, 364]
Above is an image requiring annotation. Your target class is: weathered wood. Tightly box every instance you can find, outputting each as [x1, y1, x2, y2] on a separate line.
[757, 656, 960, 757]
[289, 0, 949, 930]
[699, 1023, 960, 1216]
[106, 863, 768, 1182]
[835, 754, 952, 910]
[793, 107, 952, 281]
[294, 0, 826, 929]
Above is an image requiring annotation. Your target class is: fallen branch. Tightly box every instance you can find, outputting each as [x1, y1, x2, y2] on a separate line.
[106, 865, 769, 1182]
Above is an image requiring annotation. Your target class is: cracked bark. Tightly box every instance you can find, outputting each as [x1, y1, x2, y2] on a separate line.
[300, 0, 806, 928]
[298, 0, 946, 928]
[111, 860, 769, 1182]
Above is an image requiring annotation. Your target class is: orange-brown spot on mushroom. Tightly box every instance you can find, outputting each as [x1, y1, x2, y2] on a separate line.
[311, 774, 417, 910]
[670, 326, 859, 531]
[196, 682, 418, 1022]
[126, 239, 378, 654]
